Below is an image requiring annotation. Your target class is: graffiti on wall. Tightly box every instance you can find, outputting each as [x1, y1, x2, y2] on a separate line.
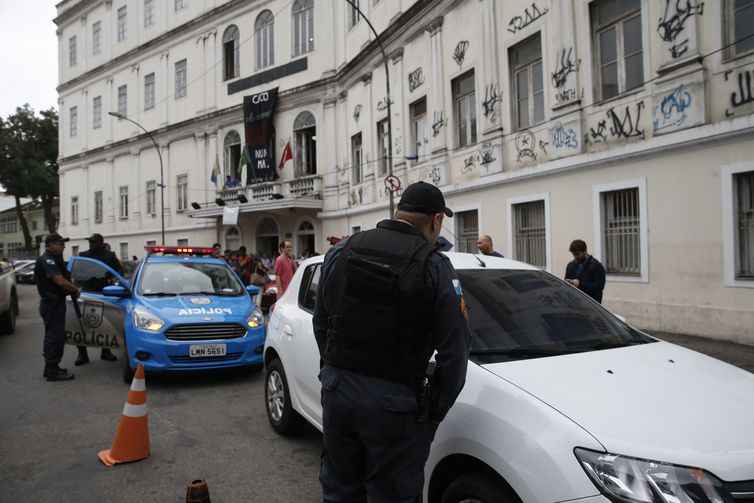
[482, 84, 502, 123]
[376, 97, 394, 112]
[453, 41, 470, 67]
[653, 84, 693, 132]
[657, 0, 704, 59]
[353, 104, 362, 122]
[586, 120, 608, 145]
[515, 131, 537, 162]
[550, 123, 579, 150]
[408, 67, 424, 92]
[462, 143, 498, 173]
[607, 102, 646, 140]
[725, 68, 754, 117]
[552, 48, 578, 89]
[507, 3, 549, 34]
[432, 111, 448, 137]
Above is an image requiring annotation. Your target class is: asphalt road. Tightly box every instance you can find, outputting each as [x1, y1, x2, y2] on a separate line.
[2, 285, 753, 503]
[0, 285, 322, 503]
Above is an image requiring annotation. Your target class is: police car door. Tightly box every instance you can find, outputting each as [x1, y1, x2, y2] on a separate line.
[64, 257, 127, 352]
[289, 263, 323, 421]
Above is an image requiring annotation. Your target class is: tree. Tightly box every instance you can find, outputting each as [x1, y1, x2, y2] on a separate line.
[0, 105, 59, 252]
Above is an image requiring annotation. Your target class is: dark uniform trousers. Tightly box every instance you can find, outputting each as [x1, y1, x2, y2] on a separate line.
[319, 366, 438, 503]
[40, 299, 67, 366]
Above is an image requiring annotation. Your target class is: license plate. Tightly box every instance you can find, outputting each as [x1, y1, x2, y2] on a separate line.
[189, 344, 227, 358]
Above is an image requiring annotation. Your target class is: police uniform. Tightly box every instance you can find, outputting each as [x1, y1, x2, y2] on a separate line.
[35, 234, 75, 381]
[313, 182, 471, 503]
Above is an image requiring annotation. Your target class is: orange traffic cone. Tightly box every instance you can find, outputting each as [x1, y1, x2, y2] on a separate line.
[98, 364, 150, 467]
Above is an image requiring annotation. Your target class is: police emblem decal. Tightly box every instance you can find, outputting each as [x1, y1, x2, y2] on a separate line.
[83, 302, 104, 328]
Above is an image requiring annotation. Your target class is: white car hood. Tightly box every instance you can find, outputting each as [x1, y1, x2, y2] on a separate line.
[482, 341, 754, 482]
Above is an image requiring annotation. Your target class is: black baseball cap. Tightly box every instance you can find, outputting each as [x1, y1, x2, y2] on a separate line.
[87, 233, 104, 243]
[397, 181, 453, 217]
[45, 233, 70, 245]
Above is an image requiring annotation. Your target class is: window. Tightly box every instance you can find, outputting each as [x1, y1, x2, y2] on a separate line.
[452, 70, 477, 147]
[410, 98, 428, 159]
[117, 6, 127, 42]
[70, 107, 78, 138]
[72, 259, 113, 293]
[224, 131, 242, 181]
[293, 111, 317, 177]
[31, 220, 38, 231]
[92, 21, 102, 55]
[734, 171, 754, 278]
[117, 85, 127, 116]
[146, 181, 156, 216]
[69, 36, 77, 66]
[591, 0, 643, 101]
[71, 245, 79, 256]
[174, 0, 186, 12]
[298, 264, 321, 312]
[177, 238, 189, 247]
[93, 96, 102, 129]
[120, 242, 129, 261]
[223, 25, 240, 80]
[351, 133, 363, 184]
[175, 59, 187, 99]
[727, 0, 754, 56]
[512, 200, 546, 267]
[292, 0, 314, 56]
[177, 174, 188, 212]
[144, 0, 155, 28]
[71, 196, 79, 226]
[144, 73, 155, 110]
[352, 226, 362, 234]
[455, 210, 479, 253]
[119, 186, 129, 219]
[255, 10, 275, 70]
[376, 119, 389, 177]
[146, 240, 157, 247]
[601, 188, 640, 275]
[94, 191, 103, 224]
[0, 216, 17, 233]
[349, 0, 361, 28]
[510, 34, 544, 130]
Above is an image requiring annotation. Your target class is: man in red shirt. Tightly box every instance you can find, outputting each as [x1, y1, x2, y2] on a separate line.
[274, 240, 297, 296]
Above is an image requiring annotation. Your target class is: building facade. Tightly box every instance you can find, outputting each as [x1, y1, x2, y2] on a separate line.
[0, 200, 60, 259]
[56, 0, 754, 344]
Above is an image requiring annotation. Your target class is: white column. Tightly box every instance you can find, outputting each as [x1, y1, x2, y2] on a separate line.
[390, 48, 406, 170]
[162, 52, 170, 126]
[425, 17, 447, 153]
[208, 131, 219, 200]
[479, 0, 502, 133]
[81, 89, 89, 151]
[195, 132, 207, 203]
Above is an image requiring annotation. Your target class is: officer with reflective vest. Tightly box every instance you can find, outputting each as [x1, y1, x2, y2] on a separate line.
[35, 233, 80, 382]
[313, 181, 471, 502]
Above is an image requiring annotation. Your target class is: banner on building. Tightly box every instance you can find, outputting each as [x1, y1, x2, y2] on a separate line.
[243, 88, 279, 183]
[223, 206, 239, 226]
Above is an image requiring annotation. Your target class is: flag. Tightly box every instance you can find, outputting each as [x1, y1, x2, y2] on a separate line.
[238, 146, 250, 186]
[278, 141, 293, 171]
[211, 154, 221, 187]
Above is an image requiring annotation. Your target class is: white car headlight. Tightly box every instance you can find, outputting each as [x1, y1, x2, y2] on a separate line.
[575, 448, 731, 503]
[246, 307, 265, 329]
[133, 306, 165, 332]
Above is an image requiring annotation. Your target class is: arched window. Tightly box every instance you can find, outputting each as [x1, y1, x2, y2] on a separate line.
[223, 130, 242, 185]
[222, 25, 240, 80]
[292, 0, 314, 57]
[255, 10, 275, 70]
[293, 111, 317, 177]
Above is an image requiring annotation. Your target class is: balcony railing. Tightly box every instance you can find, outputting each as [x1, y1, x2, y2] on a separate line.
[218, 175, 322, 204]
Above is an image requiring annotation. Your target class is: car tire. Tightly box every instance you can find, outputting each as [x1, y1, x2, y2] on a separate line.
[265, 358, 304, 435]
[441, 472, 515, 503]
[122, 338, 135, 384]
[0, 290, 17, 335]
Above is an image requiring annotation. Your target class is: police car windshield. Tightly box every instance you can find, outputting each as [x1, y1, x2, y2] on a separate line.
[138, 261, 244, 296]
[457, 269, 655, 364]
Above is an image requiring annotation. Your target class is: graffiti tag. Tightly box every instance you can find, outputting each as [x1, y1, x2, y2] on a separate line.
[482, 84, 502, 123]
[551, 123, 579, 149]
[653, 85, 692, 131]
[607, 102, 645, 140]
[657, 0, 704, 59]
[508, 2, 549, 34]
[515, 131, 537, 162]
[432, 111, 448, 137]
[726, 69, 754, 117]
[408, 67, 424, 92]
[453, 41, 470, 67]
[552, 48, 578, 89]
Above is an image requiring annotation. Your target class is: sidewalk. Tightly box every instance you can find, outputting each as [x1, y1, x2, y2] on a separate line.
[650, 332, 754, 373]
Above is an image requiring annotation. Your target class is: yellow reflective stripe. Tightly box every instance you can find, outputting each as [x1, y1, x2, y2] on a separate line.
[122, 402, 147, 417]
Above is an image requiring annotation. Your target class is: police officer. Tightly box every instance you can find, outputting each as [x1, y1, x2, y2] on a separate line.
[313, 181, 471, 502]
[35, 233, 80, 382]
[75, 233, 122, 365]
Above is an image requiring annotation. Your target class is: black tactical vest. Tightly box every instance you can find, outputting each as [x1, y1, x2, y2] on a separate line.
[323, 221, 437, 387]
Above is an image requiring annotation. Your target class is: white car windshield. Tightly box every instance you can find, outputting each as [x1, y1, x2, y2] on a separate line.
[139, 262, 244, 296]
[459, 269, 655, 363]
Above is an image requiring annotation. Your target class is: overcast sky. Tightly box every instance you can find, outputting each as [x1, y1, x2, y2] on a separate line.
[0, 1, 59, 118]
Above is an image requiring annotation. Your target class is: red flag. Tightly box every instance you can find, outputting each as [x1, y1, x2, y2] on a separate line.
[278, 141, 293, 171]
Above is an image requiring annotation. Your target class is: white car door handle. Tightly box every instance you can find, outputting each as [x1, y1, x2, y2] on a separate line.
[283, 324, 294, 337]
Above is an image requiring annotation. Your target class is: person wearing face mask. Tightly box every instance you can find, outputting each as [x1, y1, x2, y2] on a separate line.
[565, 239, 606, 303]
[313, 181, 471, 503]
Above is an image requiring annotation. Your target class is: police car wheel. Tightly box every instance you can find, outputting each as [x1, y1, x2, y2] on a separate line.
[265, 359, 303, 435]
[441, 472, 515, 503]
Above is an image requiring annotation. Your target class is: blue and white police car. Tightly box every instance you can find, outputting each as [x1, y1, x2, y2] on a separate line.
[64, 246, 265, 382]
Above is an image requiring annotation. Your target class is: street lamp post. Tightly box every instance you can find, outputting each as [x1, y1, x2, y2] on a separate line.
[343, 0, 395, 217]
[108, 112, 165, 245]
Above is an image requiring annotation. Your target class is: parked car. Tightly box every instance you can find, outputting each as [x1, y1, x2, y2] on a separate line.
[14, 262, 36, 284]
[0, 260, 19, 334]
[263, 253, 754, 503]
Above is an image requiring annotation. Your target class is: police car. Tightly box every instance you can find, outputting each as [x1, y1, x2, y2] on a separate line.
[64, 246, 265, 382]
[264, 253, 754, 503]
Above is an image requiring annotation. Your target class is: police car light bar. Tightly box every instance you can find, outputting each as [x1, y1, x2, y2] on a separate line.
[145, 246, 216, 256]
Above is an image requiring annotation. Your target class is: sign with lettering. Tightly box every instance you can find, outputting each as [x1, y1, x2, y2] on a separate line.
[243, 88, 279, 182]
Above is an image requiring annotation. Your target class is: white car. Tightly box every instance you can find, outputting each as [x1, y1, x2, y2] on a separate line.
[263, 253, 754, 503]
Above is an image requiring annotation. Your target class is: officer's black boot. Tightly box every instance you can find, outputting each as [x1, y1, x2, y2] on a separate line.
[44, 364, 74, 381]
[100, 348, 117, 362]
[75, 347, 90, 366]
